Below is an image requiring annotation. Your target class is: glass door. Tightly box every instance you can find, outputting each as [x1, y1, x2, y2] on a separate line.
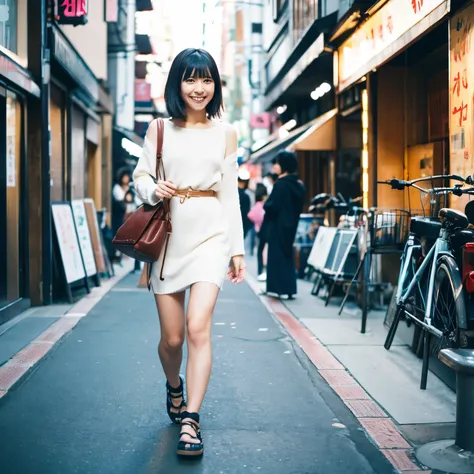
[0, 90, 26, 310]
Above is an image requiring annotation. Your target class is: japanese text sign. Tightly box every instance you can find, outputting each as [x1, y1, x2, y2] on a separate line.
[449, 4, 474, 178]
[338, 0, 446, 90]
[56, 0, 88, 26]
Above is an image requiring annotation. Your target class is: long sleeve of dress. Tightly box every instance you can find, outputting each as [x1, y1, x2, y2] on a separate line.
[218, 152, 245, 257]
[132, 131, 161, 206]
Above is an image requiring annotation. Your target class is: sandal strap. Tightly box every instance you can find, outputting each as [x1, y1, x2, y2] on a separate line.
[169, 392, 183, 399]
[166, 377, 184, 394]
[180, 411, 199, 424]
[180, 422, 202, 442]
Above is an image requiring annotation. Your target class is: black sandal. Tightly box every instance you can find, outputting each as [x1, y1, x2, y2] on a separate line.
[177, 411, 203, 457]
[166, 377, 186, 424]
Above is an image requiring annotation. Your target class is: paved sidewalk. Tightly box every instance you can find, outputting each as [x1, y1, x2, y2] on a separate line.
[0, 272, 394, 474]
[248, 256, 456, 471]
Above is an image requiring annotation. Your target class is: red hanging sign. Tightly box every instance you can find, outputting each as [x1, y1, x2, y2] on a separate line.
[56, 0, 88, 26]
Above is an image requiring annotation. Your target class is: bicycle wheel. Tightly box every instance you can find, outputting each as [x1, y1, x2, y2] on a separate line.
[429, 257, 467, 356]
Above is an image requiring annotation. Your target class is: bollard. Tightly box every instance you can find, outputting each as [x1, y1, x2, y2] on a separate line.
[415, 348, 474, 474]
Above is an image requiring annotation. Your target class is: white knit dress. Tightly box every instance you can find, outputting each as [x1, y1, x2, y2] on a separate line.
[133, 119, 245, 294]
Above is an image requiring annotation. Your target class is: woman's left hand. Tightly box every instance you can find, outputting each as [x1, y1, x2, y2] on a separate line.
[227, 255, 246, 284]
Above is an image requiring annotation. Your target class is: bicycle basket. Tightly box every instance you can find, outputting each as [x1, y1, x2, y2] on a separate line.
[370, 209, 411, 253]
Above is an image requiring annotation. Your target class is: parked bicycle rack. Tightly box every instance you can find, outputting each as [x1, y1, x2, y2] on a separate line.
[339, 208, 411, 333]
[416, 348, 474, 473]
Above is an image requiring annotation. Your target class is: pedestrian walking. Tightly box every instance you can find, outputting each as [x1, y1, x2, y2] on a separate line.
[238, 171, 253, 239]
[123, 188, 142, 272]
[112, 171, 132, 264]
[132, 48, 246, 458]
[264, 151, 305, 299]
[248, 183, 268, 277]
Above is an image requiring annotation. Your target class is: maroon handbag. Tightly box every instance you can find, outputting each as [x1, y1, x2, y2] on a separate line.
[112, 118, 171, 282]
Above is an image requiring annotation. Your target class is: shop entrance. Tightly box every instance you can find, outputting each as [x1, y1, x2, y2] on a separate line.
[0, 91, 28, 321]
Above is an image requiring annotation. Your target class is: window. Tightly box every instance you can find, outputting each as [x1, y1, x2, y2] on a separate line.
[293, 0, 318, 42]
[252, 22, 263, 34]
[0, 0, 17, 53]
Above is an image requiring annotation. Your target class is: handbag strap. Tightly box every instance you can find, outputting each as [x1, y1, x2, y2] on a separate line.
[155, 118, 165, 180]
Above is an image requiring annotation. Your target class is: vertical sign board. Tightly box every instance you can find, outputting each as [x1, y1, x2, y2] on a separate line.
[450, 4, 474, 211]
[6, 97, 15, 187]
[71, 200, 97, 278]
[83, 199, 107, 274]
[105, 0, 119, 22]
[307, 227, 338, 271]
[51, 203, 86, 284]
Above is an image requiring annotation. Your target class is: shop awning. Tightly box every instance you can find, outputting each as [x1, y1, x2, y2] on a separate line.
[250, 121, 315, 164]
[136, 34, 153, 55]
[287, 109, 337, 151]
[136, 0, 153, 11]
[250, 110, 337, 163]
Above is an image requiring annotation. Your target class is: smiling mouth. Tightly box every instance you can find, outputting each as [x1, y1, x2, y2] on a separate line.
[190, 96, 206, 103]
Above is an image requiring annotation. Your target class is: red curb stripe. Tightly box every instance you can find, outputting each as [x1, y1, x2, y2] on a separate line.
[35, 317, 81, 344]
[333, 385, 371, 400]
[12, 342, 53, 367]
[272, 309, 345, 370]
[319, 370, 357, 386]
[380, 450, 420, 471]
[0, 265, 133, 396]
[0, 363, 29, 390]
[344, 400, 387, 418]
[359, 418, 410, 449]
[245, 274, 413, 473]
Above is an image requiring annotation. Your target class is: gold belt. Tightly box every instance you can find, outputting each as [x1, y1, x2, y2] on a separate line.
[174, 188, 217, 204]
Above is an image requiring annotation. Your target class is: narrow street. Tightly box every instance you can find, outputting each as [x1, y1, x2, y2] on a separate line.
[0, 273, 393, 474]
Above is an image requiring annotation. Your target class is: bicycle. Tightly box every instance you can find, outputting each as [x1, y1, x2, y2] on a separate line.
[338, 206, 411, 333]
[380, 174, 474, 389]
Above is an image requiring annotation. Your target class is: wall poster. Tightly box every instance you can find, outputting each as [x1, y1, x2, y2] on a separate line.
[51, 203, 86, 284]
[71, 199, 97, 277]
[449, 5, 474, 182]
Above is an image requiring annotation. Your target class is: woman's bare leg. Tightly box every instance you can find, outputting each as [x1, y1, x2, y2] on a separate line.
[180, 282, 219, 443]
[155, 291, 186, 411]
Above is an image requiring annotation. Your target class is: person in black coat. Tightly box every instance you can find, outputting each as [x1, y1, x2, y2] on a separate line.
[264, 151, 305, 299]
[238, 175, 253, 238]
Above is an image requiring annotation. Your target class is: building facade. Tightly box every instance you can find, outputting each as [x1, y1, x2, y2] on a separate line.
[0, 0, 122, 324]
[251, 0, 341, 208]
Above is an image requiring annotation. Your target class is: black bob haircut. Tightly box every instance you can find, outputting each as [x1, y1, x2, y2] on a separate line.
[276, 150, 298, 174]
[164, 48, 223, 119]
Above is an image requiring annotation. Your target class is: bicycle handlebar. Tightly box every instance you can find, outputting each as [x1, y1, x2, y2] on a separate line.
[377, 174, 474, 196]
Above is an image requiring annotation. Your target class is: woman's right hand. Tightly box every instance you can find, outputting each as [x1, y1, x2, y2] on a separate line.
[155, 180, 177, 199]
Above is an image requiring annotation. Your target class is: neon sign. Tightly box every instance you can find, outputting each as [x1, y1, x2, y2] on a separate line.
[56, 0, 88, 26]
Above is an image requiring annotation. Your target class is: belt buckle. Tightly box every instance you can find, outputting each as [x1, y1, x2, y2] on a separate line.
[180, 188, 191, 204]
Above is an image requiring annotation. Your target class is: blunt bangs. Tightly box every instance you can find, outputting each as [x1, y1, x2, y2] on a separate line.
[164, 48, 223, 119]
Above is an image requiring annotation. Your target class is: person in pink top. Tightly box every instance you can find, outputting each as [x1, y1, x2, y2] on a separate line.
[248, 183, 268, 277]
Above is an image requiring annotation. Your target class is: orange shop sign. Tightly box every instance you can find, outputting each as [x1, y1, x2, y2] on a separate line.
[338, 0, 446, 90]
[449, 3, 474, 178]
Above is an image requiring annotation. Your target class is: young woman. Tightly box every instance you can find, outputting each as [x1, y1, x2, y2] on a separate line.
[132, 48, 246, 458]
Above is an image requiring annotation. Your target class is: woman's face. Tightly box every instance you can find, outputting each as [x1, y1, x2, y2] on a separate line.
[181, 72, 215, 113]
[121, 174, 130, 186]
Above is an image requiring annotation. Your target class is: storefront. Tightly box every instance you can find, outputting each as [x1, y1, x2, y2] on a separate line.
[336, 0, 450, 210]
[0, 52, 41, 323]
[49, 25, 113, 207]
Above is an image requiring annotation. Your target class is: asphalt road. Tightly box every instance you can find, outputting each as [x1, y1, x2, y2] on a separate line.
[0, 273, 395, 474]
